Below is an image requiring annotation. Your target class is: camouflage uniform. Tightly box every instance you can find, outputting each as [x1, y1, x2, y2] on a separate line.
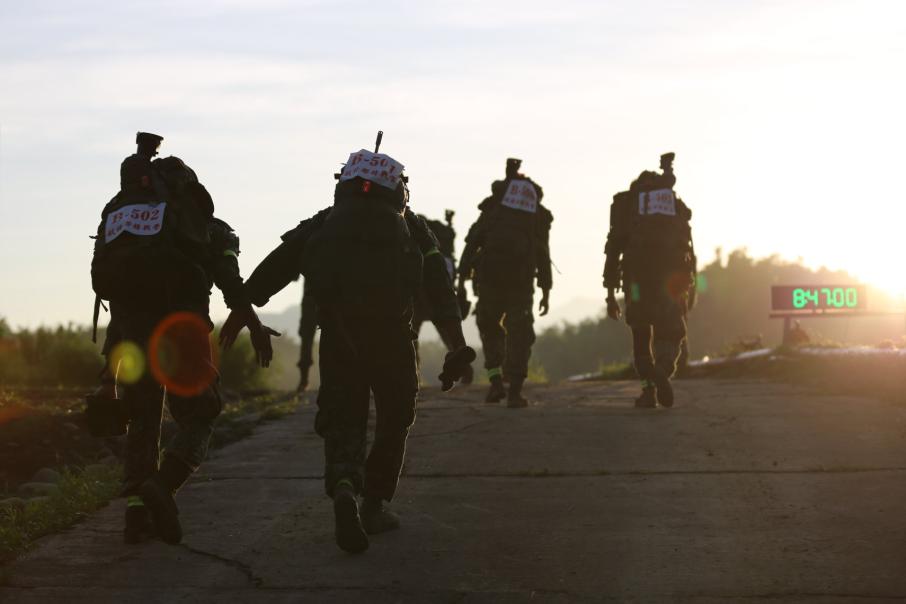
[243, 204, 461, 502]
[93, 162, 247, 498]
[603, 168, 696, 402]
[412, 214, 462, 352]
[459, 178, 553, 384]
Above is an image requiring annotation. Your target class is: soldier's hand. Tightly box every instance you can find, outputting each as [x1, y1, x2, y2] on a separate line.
[438, 345, 477, 392]
[249, 322, 281, 368]
[219, 308, 247, 350]
[539, 290, 550, 317]
[606, 296, 622, 320]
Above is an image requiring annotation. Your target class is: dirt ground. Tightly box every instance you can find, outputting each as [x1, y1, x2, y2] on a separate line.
[3, 379, 906, 602]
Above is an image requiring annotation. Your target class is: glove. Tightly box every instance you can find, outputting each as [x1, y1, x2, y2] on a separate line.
[606, 295, 621, 321]
[438, 346, 477, 391]
[539, 289, 550, 317]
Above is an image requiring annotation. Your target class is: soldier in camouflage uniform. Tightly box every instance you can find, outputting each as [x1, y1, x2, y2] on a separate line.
[458, 158, 552, 408]
[603, 153, 696, 408]
[91, 133, 273, 544]
[223, 144, 473, 554]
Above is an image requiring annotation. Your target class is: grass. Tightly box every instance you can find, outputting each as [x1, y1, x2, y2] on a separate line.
[0, 463, 122, 564]
[0, 391, 300, 567]
[598, 362, 635, 380]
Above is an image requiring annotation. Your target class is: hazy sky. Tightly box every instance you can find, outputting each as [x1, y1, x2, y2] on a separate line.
[2, 0, 904, 328]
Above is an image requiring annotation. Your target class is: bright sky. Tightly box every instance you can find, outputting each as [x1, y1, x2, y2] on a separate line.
[2, 0, 904, 328]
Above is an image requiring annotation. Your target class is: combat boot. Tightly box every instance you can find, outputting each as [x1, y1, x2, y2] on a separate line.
[485, 375, 506, 404]
[333, 481, 369, 554]
[506, 377, 529, 409]
[123, 497, 154, 544]
[635, 386, 657, 408]
[360, 496, 401, 535]
[652, 368, 674, 408]
[138, 455, 192, 545]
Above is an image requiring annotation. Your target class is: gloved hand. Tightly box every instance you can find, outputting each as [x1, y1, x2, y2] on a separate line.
[606, 291, 621, 321]
[539, 289, 550, 317]
[248, 322, 281, 368]
[219, 304, 281, 367]
[438, 346, 477, 392]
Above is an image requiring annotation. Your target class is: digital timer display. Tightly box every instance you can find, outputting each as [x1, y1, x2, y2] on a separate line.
[771, 285, 867, 312]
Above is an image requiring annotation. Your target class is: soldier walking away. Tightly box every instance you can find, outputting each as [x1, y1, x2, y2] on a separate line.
[89, 132, 275, 545]
[458, 158, 553, 408]
[412, 210, 474, 384]
[603, 152, 697, 408]
[221, 134, 475, 554]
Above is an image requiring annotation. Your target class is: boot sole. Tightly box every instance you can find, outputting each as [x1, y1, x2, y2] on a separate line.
[334, 494, 369, 554]
[655, 375, 674, 408]
[138, 481, 182, 545]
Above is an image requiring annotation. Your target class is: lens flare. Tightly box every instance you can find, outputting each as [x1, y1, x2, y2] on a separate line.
[110, 341, 146, 384]
[148, 312, 216, 397]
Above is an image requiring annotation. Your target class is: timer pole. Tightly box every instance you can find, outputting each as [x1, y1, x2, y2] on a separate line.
[781, 317, 792, 346]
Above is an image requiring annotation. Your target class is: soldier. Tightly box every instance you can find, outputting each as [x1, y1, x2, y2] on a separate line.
[296, 281, 318, 392]
[221, 137, 474, 554]
[412, 210, 473, 384]
[458, 158, 552, 408]
[603, 152, 696, 408]
[90, 133, 273, 544]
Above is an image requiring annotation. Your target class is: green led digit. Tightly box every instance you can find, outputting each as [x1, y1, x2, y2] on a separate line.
[793, 288, 807, 309]
[821, 287, 832, 306]
[805, 289, 819, 306]
[832, 288, 845, 307]
[845, 288, 858, 308]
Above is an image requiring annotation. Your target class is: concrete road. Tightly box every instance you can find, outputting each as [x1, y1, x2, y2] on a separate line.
[3, 379, 906, 603]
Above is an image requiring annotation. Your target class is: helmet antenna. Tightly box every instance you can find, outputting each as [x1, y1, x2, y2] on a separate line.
[374, 130, 383, 154]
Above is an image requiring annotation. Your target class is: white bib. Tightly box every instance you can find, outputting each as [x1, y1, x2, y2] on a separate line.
[105, 202, 166, 243]
[339, 149, 405, 190]
[501, 179, 538, 213]
[638, 189, 676, 216]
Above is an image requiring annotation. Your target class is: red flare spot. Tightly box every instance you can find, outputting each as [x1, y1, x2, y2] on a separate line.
[148, 312, 216, 397]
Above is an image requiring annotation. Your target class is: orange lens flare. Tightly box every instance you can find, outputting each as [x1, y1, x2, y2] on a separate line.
[148, 312, 216, 397]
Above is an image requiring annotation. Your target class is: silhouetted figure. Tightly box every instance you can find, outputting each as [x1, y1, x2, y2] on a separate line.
[223, 140, 473, 553]
[458, 158, 552, 408]
[91, 133, 272, 545]
[603, 152, 696, 408]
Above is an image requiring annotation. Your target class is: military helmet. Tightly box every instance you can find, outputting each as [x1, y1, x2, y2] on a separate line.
[505, 157, 522, 178]
[136, 132, 163, 146]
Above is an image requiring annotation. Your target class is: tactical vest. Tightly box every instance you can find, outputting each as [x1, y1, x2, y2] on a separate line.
[621, 187, 693, 281]
[91, 157, 212, 304]
[301, 179, 423, 322]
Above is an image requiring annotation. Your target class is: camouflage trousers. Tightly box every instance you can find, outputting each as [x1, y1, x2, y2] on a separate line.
[315, 319, 418, 501]
[117, 304, 222, 496]
[475, 287, 536, 380]
[624, 277, 688, 382]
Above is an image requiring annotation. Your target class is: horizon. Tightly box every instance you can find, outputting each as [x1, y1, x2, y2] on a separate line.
[2, 0, 905, 328]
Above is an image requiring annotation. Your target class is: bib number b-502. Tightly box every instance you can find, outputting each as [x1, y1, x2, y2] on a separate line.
[105, 202, 167, 243]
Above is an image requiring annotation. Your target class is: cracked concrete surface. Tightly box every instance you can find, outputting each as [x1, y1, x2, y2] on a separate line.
[3, 379, 906, 602]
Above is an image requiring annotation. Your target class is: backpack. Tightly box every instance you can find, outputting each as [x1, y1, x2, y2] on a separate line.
[90, 157, 211, 305]
[475, 177, 545, 287]
[302, 178, 423, 322]
[621, 187, 694, 281]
